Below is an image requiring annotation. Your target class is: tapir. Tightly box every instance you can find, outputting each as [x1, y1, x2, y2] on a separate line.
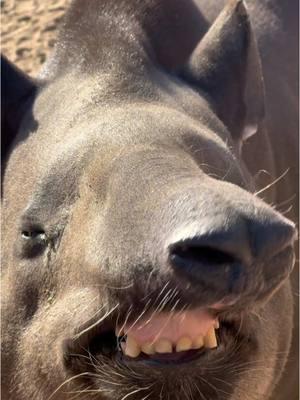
[1, 0, 298, 399]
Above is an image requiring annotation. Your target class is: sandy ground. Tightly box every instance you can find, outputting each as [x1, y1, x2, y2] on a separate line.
[1, 0, 71, 76]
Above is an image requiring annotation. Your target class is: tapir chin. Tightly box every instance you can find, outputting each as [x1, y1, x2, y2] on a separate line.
[1, 1, 298, 399]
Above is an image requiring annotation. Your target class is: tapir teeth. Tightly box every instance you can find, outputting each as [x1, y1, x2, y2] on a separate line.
[214, 319, 220, 329]
[121, 328, 218, 358]
[176, 336, 193, 352]
[124, 336, 141, 358]
[192, 335, 204, 350]
[141, 342, 155, 355]
[154, 339, 173, 353]
[203, 327, 218, 349]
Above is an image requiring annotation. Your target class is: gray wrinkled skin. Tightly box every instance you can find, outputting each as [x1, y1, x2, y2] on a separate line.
[1, 1, 298, 400]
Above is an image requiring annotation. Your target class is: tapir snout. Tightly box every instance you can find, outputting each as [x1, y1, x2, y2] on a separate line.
[80, 146, 296, 310]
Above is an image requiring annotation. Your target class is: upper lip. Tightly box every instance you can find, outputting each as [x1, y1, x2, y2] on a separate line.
[62, 298, 244, 370]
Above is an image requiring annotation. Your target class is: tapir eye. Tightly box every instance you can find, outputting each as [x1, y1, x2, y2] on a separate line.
[21, 230, 46, 240]
[18, 227, 49, 258]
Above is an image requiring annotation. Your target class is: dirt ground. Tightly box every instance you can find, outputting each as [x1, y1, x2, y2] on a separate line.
[1, 0, 71, 76]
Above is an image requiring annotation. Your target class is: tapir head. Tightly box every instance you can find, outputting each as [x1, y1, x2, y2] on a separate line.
[1, 1, 296, 400]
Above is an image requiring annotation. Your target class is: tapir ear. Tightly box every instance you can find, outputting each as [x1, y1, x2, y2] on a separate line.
[1, 55, 38, 160]
[180, 0, 265, 142]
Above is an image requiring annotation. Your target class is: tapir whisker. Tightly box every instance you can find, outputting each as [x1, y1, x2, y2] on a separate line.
[254, 168, 290, 197]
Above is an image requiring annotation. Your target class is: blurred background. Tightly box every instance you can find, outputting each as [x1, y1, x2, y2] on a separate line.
[1, 0, 71, 76]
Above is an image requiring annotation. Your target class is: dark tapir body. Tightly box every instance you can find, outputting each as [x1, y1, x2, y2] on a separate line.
[1, 1, 298, 400]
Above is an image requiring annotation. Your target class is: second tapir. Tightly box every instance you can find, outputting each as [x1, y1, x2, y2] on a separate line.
[1, 0, 298, 400]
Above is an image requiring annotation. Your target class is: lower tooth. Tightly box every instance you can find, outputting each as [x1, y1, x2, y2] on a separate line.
[124, 336, 141, 358]
[192, 335, 204, 349]
[154, 339, 173, 353]
[141, 342, 155, 355]
[176, 337, 192, 352]
[204, 327, 218, 349]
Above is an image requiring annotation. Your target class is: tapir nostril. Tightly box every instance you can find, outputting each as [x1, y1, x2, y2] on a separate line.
[168, 217, 252, 282]
[167, 208, 296, 293]
[168, 238, 244, 293]
[171, 244, 237, 267]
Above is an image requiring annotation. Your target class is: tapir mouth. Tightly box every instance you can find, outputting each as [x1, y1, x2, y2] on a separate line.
[117, 308, 219, 361]
[64, 305, 242, 368]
